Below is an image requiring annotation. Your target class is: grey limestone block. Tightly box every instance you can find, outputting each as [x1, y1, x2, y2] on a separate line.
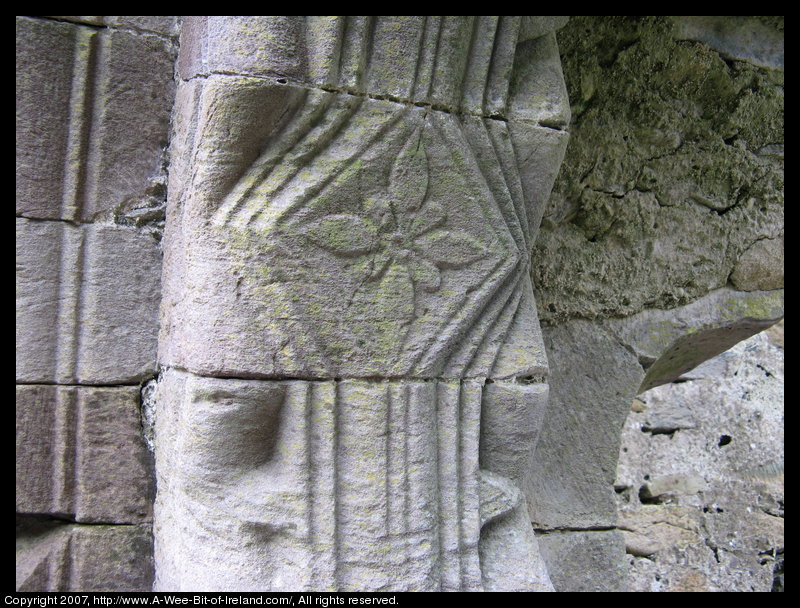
[16, 16, 175, 222]
[671, 16, 784, 70]
[16, 218, 161, 384]
[600, 287, 784, 392]
[160, 80, 562, 380]
[154, 370, 554, 591]
[16, 385, 154, 523]
[528, 320, 645, 531]
[537, 530, 628, 592]
[178, 17, 570, 119]
[16, 519, 154, 592]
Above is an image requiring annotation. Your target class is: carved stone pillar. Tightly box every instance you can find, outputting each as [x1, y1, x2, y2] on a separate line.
[155, 16, 569, 591]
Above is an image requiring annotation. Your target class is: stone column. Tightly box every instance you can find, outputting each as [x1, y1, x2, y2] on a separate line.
[155, 16, 569, 591]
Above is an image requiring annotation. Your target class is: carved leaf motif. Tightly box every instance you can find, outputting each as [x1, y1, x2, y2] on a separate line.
[408, 201, 446, 237]
[305, 214, 377, 256]
[409, 257, 441, 292]
[415, 230, 487, 269]
[389, 129, 429, 214]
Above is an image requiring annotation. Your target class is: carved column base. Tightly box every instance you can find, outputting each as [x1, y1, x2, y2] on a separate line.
[154, 370, 550, 591]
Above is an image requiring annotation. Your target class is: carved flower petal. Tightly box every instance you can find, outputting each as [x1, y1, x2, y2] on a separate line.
[414, 229, 487, 269]
[389, 129, 428, 214]
[367, 251, 393, 282]
[305, 214, 377, 257]
[409, 257, 441, 292]
[408, 200, 446, 237]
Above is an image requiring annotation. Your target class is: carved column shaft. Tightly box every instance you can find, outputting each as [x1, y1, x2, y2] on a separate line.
[155, 16, 569, 591]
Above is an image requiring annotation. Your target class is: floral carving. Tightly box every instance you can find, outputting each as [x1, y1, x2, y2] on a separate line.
[305, 130, 487, 295]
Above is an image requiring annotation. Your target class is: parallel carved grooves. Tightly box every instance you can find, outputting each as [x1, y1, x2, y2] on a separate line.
[54, 225, 84, 384]
[486, 118, 530, 250]
[61, 26, 99, 222]
[483, 16, 521, 117]
[216, 91, 336, 227]
[281, 379, 488, 590]
[465, 280, 525, 378]
[248, 95, 367, 229]
[410, 113, 517, 376]
[421, 113, 519, 376]
[460, 17, 498, 115]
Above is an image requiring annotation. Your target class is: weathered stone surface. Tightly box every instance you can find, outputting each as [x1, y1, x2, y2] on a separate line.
[533, 16, 783, 324]
[154, 370, 551, 591]
[601, 287, 783, 391]
[537, 530, 628, 592]
[671, 16, 784, 70]
[16, 385, 153, 523]
[156, 17, 570, 591]
[616, 329, 784, 592]
[161, 60, 565, 380]
[16, 219, 161, 384]
[528, 320, 644, 530]
[105, 16, 179, 36]
[508, 32, 570, 129]
[730, 234, 784, 291]
[16, 518, 153, 591]
[16, 16, 175, 222]
[178, 17, 567, 119]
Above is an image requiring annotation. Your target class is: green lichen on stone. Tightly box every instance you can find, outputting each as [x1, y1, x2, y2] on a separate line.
[533, 16, 784, 324]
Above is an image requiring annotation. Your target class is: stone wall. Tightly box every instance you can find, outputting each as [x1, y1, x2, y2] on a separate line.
[527, 16, 783, 591]
[16, 15, 177, 591]
[616, 321, 784, 592]
[16, 16, 783, 592]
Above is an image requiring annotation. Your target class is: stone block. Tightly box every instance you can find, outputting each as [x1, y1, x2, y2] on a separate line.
[16, 385, 154, 523]
[509, 32, 571, 128]
[527, 320, 644, 530]
[178, 17, 567, 118]
[105, 16, 179, 37]
[16, 519, 153, 592]
[16, 17, 80, 220]
[671, 16, 784, 70]
[154, 370, 547, 591]
[16, 16, 175, 221]
[601, 287, 784, 391]
[536, 530, 627, 592]
[161, 79, 557, 380]
[16, 219, 161, 384]
[730, 234, 784, 291]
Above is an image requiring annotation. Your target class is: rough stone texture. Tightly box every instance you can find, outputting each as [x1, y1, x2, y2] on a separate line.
[537, 531, 628, 592]
[530, 290, 782, 590]
[16, 518, 154, 591]
[615, 328, 784, 592]
[16, 385, 154, 523]
[16, 14, 175, 592]
[529, 320, 644, 530]
[16, 16, 176, 223]
[730, 234, 784, 291]
[16, 15, 783, 592]
[16, 219, 162, 384]
[533, 16, 783, 324]
[156, 16, 569, 592]
[526, 17, 783, 591]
